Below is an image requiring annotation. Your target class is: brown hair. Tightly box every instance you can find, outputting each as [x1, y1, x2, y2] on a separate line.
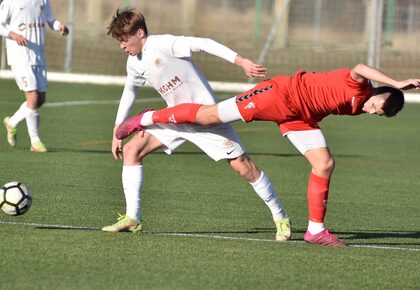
[107, 8, 148, 41]
[372, 86, 404, 117]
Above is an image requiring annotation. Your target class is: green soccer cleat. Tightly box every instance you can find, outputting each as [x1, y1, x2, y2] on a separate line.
[3, 117, 17, 147]
[102, 214, 142, 233]
[275, 217, 292, 241]
[30, 140, 47, 153]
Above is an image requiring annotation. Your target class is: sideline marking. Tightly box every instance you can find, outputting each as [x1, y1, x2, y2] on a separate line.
[1, 220, 419, 252]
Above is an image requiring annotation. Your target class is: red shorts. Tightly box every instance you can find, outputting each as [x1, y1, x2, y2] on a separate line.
[235, 78, 320, 135]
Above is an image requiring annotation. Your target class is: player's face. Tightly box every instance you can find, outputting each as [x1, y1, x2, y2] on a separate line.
[362, 94, 386, 116]
[119, 29, 144, 56]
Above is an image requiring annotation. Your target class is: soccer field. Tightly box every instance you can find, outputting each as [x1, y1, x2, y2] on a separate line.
[0, 79, 419, 290]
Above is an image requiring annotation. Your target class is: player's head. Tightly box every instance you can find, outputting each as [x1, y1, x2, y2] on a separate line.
[364, 86, 404, 117]
[107, 8, 148, 42]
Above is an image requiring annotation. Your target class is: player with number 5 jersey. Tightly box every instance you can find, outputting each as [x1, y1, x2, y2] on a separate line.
[0, 0, 69, 152]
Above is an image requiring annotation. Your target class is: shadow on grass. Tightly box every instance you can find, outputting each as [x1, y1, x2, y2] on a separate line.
[32, 225, 419, 246]
[149, 228, 420, 246]
[273, 228, 420, 246]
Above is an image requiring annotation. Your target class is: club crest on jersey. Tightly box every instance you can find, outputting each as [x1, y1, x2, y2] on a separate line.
[244, 102, 255, 109]
[155, 58, 163, 68]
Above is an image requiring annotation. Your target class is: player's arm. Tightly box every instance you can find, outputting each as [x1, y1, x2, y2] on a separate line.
[112, 83, 139, 160]
[351, 63, 420, 90]
[174, 36, 266, 78]
[44, 0, 69, 36]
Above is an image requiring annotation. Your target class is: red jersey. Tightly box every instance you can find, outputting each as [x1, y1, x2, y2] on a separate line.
[285, 68, 372, 123]
[235, 68, 372, 134]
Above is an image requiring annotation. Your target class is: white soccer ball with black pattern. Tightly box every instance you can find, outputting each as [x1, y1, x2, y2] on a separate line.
[0, 181, 32, 216]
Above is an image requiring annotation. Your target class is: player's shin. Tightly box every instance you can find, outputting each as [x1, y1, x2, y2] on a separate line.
[122, 165, 143, 221]
[250, 171, 287, 221]
[250, 171, 291, 241]
[9, 101, 28, 127]
[151, 103, 202, 124]
[307, 173, 330, 234]
[25, 107, 40, 143]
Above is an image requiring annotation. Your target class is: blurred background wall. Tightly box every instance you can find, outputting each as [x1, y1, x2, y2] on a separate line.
[1, 0, 419, 83]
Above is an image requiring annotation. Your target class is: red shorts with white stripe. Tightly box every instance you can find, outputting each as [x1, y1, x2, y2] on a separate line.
[234, 78, 320, 135]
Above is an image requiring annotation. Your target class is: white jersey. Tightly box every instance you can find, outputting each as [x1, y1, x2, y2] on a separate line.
[115, 34, 238, 124]
[0, 0, 61, 65]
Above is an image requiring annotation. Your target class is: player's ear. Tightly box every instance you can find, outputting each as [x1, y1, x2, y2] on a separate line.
[137, 29, 145, 38]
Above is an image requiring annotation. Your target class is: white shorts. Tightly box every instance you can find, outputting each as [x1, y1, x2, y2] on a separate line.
[11, 65, 47, 92]
[145, 123, 245, 161]
[284, 129, 328, 155]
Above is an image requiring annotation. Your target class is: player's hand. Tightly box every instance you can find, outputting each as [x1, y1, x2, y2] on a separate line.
[59, 24, 69, 36]
[112, 125, 123, 160]
[8, 31, 27, 46]
[112, 137, 123, 160]
[395, 79, 420, 90]
[235, 55, 267, 78]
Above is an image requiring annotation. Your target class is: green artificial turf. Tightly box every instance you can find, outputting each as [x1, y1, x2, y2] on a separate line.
[0, 79, 419, 290]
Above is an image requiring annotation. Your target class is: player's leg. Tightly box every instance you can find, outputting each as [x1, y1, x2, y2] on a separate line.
[228, 154, 291, 241]
[286, 129, 347, 247]
[115, 99, 243, 139]
[25, 90, 47, 152]
[115, 81, 281, 140]
[7, 65, 48, 151]
[146, 81, 279, 126]
[148, 100, 242, 125]
[3, 66, 30, 147]
[102, 130, 165, 233]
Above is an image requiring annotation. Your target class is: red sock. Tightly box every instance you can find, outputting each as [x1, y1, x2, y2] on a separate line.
[307, 173, 330, 223]
[152, 103, 202, 124]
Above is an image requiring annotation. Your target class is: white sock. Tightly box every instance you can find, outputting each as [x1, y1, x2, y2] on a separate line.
[250, 171, 287, 221]
[8, 101, 28, 128]
[140, 111, 154, 126]
[122, 165, 143, 221]
[307, 220, 325, 235]
[25, 107, 40, 144]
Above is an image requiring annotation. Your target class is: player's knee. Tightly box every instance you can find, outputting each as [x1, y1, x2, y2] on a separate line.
[229, 154, 259, 182]
[37, 96, 46, 107]
[122, 142, 138, 160]
[314, 157, 335, 176]
[196, 105, 221, 125]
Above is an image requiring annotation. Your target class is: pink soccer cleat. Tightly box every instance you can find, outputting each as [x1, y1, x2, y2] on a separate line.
[115, 107, 155, 139]
[304, 229, 348, 247]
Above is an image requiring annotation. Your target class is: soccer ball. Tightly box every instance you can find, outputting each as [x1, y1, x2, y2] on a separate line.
[0, 181, 32, 216]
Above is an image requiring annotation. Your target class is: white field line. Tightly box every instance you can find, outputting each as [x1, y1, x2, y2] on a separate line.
[1, 220, 419, 252]
[43, 97, 161, 107]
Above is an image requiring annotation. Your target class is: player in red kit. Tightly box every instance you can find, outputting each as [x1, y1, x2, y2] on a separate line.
[116, 63, 420, 247]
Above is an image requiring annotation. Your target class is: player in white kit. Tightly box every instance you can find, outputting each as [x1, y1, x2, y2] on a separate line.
[0, 0, 68, 152]
[102, 9, 291, 240]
